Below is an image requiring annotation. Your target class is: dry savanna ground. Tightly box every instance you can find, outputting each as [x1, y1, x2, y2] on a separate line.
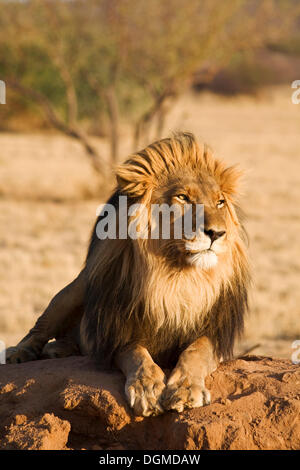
[0, 85, 299, 359]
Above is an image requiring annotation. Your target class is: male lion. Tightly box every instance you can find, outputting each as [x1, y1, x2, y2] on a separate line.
[6, 132, 250, 417]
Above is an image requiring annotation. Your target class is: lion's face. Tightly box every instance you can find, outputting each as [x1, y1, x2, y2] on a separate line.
[149, 171, 232, 270]
[116, 133, 242, 272]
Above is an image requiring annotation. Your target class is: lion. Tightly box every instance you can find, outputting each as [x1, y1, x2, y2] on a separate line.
[5, 132, 250, 417]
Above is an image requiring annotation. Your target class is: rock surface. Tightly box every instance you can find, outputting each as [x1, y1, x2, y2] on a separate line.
[0, 355, 300, 450]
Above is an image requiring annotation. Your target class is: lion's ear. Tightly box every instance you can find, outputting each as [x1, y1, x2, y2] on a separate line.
[115, 159, 153, 197]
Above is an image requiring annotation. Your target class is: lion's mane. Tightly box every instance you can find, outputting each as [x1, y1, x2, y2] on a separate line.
[81, 133, 250, 367]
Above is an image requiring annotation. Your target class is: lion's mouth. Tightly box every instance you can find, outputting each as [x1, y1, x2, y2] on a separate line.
[187, 248, 212, 255]
[184, 240, 211, 254]
[185, 244, 218, 270]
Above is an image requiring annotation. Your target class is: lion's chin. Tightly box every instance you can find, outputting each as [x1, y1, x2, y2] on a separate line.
[186, 250, 218, 270]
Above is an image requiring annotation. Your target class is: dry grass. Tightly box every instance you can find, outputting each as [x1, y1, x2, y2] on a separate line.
[0, 85, 299, 358]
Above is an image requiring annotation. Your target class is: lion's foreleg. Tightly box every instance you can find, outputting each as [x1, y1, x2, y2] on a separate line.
[115, 344, 166, 417]
[5, 270, 86, 364]
[161, 336, 218, 412]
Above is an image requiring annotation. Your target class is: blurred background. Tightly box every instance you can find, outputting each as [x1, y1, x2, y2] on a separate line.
[0, 0, 300, 358]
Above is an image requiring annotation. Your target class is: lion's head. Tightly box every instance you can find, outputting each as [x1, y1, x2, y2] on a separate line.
[116, 132, 244, 272]
[83, 132, 250, 366]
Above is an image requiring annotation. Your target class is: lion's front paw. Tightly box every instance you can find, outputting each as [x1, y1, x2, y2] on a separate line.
[161, 369, 211, 413]
[125, 363, 166, 417]
[5, 346, 39, 364]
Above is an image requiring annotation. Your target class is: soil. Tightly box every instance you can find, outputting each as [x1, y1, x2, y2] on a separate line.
[0, 355, 299, 450]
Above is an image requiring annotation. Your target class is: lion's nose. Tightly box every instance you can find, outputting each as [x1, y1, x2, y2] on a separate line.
[204, 229, 226, 243]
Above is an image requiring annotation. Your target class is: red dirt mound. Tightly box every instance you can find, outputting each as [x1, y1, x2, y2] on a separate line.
[0, 355, 299, 450]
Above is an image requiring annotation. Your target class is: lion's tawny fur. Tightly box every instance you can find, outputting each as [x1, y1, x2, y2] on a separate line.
[81, 132, 250, 367]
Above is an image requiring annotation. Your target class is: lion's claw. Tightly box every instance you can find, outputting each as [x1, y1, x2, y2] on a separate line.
[5, 346, 38, 364]
[125, 363, 166, 417]
[161, 373, 211, 412]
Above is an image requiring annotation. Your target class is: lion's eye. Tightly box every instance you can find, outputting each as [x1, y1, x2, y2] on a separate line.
[175, 194, 189, 203]
[217, 199, 225, 209]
